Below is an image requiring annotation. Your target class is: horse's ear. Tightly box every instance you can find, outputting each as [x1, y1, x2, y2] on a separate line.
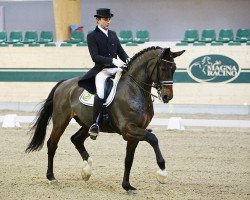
[172, 50, 185, 58]
[159, 48, 170, 58]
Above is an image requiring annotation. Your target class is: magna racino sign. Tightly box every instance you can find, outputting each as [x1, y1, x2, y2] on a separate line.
[188, 55, 240, 83]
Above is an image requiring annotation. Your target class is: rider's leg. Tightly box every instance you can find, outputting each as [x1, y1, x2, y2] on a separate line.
[88, 69, 109, 138]
[88, 94, 104, 138]
[106, 67, 119, 74]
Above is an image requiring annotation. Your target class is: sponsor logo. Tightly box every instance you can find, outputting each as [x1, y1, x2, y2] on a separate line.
[82, 91, 93, 101]
[188, 55, 240, 83]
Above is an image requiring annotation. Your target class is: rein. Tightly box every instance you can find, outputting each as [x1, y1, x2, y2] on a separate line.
[126, 73, 159, 99]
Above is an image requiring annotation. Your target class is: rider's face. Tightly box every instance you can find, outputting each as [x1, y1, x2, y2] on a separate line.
[97, 17, 111, 30]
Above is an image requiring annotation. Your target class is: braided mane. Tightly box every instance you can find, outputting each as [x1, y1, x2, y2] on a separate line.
[127, 46, 162, 68]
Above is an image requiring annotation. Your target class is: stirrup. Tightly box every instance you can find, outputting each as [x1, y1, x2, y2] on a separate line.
[88, 123, 99, 139]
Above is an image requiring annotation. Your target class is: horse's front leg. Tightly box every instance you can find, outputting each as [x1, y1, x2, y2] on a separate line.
[123, 127, 167, 184]
[122, 141, 139, 194]
[145, 132, 167, 183]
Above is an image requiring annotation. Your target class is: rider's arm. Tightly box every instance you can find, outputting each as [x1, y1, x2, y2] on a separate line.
[114, 32, 129, 63]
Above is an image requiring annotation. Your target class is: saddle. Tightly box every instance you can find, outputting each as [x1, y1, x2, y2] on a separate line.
[79, 69, 123, 107]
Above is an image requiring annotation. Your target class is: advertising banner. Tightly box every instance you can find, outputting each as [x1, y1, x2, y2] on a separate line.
[172, 46, 250, 84]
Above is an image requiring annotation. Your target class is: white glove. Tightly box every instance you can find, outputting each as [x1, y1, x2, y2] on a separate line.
[112, 58, 125, 68]
[126, 58, 131, 64]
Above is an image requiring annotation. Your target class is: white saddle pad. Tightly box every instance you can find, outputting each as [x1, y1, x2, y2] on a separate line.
[79, 70, 122, 107]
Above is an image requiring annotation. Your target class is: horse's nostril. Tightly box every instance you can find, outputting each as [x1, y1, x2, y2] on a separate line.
[163, 96, 168, 102]
[163, 95, 172, 102]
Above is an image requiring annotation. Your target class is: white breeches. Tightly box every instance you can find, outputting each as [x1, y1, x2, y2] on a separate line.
[95, 68, 119, 99]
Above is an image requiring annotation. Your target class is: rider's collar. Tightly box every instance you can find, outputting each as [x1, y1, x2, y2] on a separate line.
[98, 25, 108, 37]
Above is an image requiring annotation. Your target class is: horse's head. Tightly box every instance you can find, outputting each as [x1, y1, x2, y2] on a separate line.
[150, 48, 185, 103]
[126, 46, 185, 103]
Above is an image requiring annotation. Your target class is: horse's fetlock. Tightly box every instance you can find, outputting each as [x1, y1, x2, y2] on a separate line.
[46, 172, 55, 181]
[157, 160, 165, 170]
[122, 181, 130, 190]
[81, 152, 89, 161]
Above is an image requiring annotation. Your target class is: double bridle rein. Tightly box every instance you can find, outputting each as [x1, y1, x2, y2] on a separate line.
[125, 55, 176, 100]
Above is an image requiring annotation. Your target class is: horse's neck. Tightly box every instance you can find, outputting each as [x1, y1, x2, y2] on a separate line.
[116, 50, 159, 113]
[127, 51, 158, 84]
[118, 51, 157, 105]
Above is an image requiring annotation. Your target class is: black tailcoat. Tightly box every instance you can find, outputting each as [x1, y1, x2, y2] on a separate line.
[78, 26, 129, 94]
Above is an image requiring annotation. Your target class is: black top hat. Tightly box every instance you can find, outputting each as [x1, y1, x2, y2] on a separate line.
[94, 8, 114, 18]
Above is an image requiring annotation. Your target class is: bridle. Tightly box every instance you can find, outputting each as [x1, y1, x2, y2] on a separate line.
[125, 53, 176, 100]
[150, 58, 175, 87]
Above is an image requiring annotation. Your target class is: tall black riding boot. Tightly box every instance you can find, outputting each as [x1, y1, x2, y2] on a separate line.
[88, 94, 104, 139]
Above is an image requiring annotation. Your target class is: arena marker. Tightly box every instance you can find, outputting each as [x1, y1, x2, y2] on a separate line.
[2, 114, 21, 128]
[167, 117, 185, 130]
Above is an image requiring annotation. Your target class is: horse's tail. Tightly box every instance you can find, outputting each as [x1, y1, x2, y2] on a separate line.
[25, 80, 65, 153]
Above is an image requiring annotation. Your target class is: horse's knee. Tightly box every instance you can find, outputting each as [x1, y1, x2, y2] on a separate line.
[145, 132, 158, 146]
[71, 134, 84, 150]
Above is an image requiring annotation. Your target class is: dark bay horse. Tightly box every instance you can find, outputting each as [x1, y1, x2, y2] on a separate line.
[26, 46, 185, 194]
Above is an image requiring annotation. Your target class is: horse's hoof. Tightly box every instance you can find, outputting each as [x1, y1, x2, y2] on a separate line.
[127, 189, 138, 196]
[82, 172, 91, 181]
[48, 179, 58, 185]
[47, 173, 58, 185]
[156, 169, 167, 184]
[81, 157, 93, 181]
[123, 182, 137, 195]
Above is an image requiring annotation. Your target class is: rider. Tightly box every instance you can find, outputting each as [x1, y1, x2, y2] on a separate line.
[78, 8, 129, 139]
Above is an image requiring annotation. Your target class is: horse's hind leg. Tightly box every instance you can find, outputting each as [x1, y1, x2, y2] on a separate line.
[46, 118, 70, 183]
[71, 124, 90, 161]
[71, 124, 92, 181]
[122, 141, 139, 194]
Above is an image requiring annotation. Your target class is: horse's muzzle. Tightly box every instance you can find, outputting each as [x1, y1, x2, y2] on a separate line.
[162, 94, 173, 103]
[159, 84, 173, 103]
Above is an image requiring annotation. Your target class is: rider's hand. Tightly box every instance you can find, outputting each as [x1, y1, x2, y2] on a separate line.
[126, 58, 131, 64]
[112, 58, 125, 68]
